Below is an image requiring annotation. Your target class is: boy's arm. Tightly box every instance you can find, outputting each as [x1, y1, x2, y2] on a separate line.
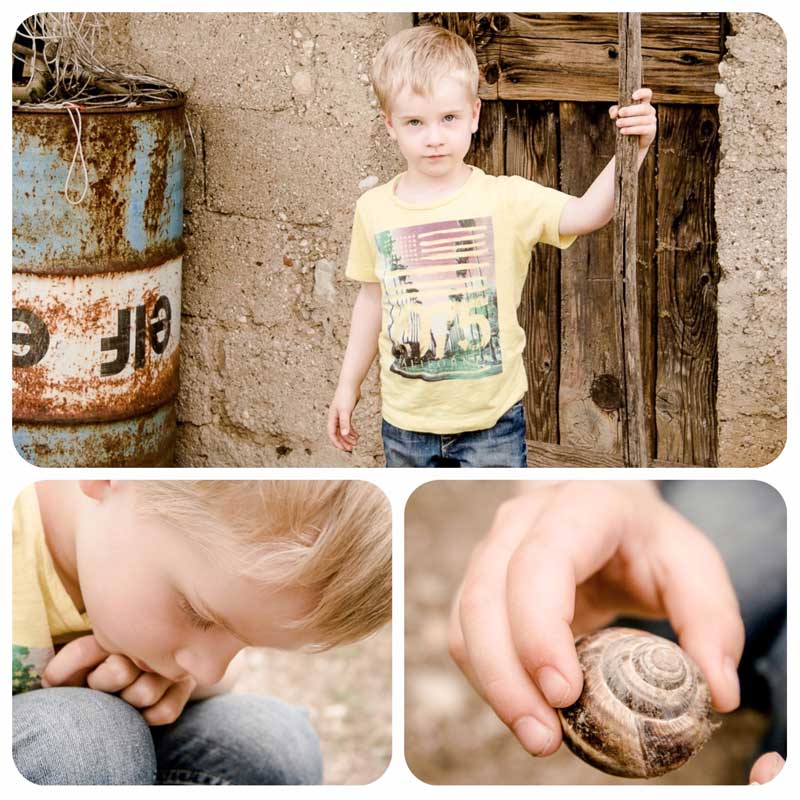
[328, 282, 382, 452]
[559, 88, 657, 238]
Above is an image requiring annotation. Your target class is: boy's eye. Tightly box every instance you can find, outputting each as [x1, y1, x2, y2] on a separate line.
[408, 119, 421, 127]
[178, 594, 215, 632]
[443, 114, 455, 122]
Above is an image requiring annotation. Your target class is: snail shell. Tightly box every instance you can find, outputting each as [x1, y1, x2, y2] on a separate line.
[557, 627, 718, 778]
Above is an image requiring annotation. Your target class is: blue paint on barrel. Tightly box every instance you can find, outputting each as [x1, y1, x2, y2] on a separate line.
[12, 100, 185, 467]
[12, 403, 177, 467]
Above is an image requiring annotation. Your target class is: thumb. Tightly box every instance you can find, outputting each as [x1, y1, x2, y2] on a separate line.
[339, 408, 351, 437]
[749, 752, 785, 785]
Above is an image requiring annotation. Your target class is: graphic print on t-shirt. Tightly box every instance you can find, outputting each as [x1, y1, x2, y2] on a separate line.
[375, 216, 502, 381]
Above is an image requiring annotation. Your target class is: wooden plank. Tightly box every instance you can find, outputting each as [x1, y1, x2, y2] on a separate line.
[474, 13, 723, 104]
[614, 12, 648, 467]
[558, 102, 623, 456]
[418, 12, 501, 100]
[465, 99, 505, 175]
[654, 105, 719, 465]
[505, 101, 561, 443]
[525, 439, 691, 468]
[637, 134, 658, 457]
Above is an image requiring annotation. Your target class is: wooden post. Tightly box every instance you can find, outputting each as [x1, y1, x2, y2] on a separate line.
[613, 12, 649, 467]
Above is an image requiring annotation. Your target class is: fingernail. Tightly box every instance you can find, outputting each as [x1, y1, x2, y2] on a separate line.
[40, 676, 51, 688]
[536, 666, 571, 707]
[512, 715, 554, 756]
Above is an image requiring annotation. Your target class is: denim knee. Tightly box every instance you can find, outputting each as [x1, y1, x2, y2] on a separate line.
[153, 694, 323, 785]
[13, 687, 156, 785]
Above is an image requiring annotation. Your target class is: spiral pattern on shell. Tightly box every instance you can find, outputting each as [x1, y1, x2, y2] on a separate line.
[558, 627, 717, 778]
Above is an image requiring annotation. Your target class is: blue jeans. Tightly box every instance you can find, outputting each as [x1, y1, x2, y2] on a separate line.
[382, 400, 528, 468]
[12, 689, 323, 785]
[620, 481, 787, 767]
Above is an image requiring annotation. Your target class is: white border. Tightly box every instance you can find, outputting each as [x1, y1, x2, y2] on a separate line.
[2, 1, 795, 797]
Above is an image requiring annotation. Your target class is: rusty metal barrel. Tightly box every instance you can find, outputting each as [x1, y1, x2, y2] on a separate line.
[12, 98, 185, 466]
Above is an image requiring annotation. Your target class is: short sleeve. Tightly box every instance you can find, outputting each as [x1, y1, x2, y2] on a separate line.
[345, 202, 379, 282]
[506, 176, 577, 252]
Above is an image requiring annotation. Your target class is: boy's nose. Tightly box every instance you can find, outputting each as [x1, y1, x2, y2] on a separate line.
[174, 646, 236, 688]
[424, 124, 444, 146]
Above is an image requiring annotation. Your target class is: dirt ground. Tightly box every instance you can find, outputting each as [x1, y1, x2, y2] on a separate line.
[404, 481, 768, 785]
[233, 626, 391, 785]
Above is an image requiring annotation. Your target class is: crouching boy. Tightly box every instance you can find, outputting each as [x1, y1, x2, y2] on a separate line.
[13, 480, 391, 785]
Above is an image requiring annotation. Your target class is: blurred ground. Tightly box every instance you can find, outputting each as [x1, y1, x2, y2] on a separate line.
[234, 626, 391, 784]
[405, 481, 768, 785]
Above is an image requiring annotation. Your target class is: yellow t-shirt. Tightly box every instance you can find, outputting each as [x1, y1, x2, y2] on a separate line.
[12, 486, 91, 694]
[346, 166, 577, 434]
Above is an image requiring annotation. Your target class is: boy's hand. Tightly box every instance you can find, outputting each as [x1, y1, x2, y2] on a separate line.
[42, 634, 196, 726]
[328, 384, 361, 452]
[609, 87, 657, 152]
[448, 482, 744, 758]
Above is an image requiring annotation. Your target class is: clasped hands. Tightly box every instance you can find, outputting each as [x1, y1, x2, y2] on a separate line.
[42, 635, 195, 726]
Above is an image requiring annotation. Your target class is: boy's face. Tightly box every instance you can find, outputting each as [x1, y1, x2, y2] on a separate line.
[383, 74, 480, 182]
[74, 482, 318, 687]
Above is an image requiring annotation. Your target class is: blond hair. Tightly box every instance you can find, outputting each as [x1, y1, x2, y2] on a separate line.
[133, 481, 391, 650]
[371, 25, 479, 113]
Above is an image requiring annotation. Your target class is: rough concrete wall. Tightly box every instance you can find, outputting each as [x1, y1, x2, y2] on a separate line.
[115, 13, 408, 466]
[715, 14, 787, 466]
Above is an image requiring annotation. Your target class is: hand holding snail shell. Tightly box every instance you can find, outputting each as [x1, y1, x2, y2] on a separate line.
[558, 627, 719, 778]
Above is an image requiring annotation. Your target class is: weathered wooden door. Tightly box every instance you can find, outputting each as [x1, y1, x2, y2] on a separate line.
[422, 12, 724, 466]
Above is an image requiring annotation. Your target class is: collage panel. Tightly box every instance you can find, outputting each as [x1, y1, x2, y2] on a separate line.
[10, 12, 785, 469]
[11, 479, 392, 785]
[405, 480, 786, 785]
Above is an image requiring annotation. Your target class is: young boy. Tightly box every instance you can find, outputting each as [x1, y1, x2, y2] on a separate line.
[327, 25, 657, 467]
[12, 480, 391, 785]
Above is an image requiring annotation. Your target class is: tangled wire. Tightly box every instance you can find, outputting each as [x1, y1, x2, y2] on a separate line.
[13, 13, 183, 107]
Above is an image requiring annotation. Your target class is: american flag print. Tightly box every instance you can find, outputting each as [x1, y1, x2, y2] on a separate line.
[375, 216, 502, 381]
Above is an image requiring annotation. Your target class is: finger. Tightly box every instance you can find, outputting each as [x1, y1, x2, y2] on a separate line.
[338, 408, 352, 439]
[632, 87, 653, 101]
[327, 406, 350, 451]
[42, 635, 110, 688]
[86, 654, 141, 693]
[749, 752, 785, 785]
[459, 503, 563, 756]
[326, 406, 339, 445]
[120, 672, 174, 709]
[618, 126, 658, 138]
[142, 679, 195, 726]
[617, 103, 653, 118]
[506, 485, 623, 709]
[615, 112, 656, 127]
[653, 508, 745, 713]
[447, 583, 483, 697]
[609, 105, 619, 118]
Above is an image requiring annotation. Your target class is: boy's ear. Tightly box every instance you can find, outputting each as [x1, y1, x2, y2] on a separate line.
[380, 109, 397, 141]
[471, 97, 482, 134]
[78, 480, 112, 502]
